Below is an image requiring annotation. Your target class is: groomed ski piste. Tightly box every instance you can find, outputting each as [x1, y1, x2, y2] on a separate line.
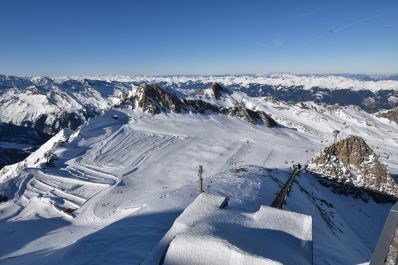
[0, 98, 397, 264]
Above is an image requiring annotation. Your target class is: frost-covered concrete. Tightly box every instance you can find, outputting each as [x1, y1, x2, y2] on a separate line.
[144, 193, 312, 265]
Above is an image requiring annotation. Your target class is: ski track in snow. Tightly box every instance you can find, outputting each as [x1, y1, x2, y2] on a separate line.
[262, 149, 274, 166]
[223, 140, 252, 170]
[18, 124, 187, 214]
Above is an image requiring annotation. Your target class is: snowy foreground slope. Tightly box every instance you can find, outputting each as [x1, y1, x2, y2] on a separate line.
[0, 85, 398, 264]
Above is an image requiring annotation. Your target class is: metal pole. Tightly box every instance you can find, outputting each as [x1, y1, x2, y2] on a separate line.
[198, 165, 204, 193]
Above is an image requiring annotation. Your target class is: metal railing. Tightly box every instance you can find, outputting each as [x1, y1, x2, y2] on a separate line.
[370, 201, 398, 265]
[271, 166, 301, 209]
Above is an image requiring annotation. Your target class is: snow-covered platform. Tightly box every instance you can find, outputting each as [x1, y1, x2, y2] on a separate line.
[142, 193, 312, 265]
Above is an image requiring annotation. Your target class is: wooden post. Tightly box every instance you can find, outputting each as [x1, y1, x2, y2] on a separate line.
[198, 165, 204, 193]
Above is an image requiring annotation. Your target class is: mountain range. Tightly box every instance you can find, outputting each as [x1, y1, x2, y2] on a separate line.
[0, 73, 397, 264]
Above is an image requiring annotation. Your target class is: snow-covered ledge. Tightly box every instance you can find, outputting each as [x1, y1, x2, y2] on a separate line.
[141, 193, 312, 265]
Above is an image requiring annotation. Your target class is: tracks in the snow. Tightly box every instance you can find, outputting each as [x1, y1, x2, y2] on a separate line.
[20, 126, 185, 214]
[225, 140, 252, 169]
[262, 149, 274, 166]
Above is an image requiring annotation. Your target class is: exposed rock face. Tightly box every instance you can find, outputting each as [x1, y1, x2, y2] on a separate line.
[198, 82, 231, 100]
[377, 108, 398, 124]
[222, 104, 277, 127]
[124, 83, 278, 127]
[134, 84, 182, 114]
[211, 82, 227, 99]
[198, 82, 230, 100]
[307, 135, 398, 197]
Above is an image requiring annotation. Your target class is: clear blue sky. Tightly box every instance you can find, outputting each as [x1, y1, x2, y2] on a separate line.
[1, 0, 397, 76]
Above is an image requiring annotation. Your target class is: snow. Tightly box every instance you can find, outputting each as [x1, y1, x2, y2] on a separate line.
[0, 84, 397, 264]
[0, 109, 308, 264]
[0, 128, 73, 183]
[143, 193, 311, 265]
[1, 73, 397, 139]
[0, 77, 130, 133]
[0, 88, 58, 126]
[53, 73, 398, 92]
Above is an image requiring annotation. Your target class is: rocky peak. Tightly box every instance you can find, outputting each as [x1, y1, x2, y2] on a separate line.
[198, 82, 231, 100]
[210, 82, 230, 99]
[225, 104, 277, 127]
[134, 83, 182, 114]
[122, 83, 278, 128]
[307, 135, 398, 197]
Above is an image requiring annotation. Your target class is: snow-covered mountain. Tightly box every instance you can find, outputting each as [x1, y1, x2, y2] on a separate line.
[1, 74, 398, 264]
[79, 73, 398, 112]
[1, 73, 398, 135]
[0, 75, 133, 134]
[0, 75, 133, 168]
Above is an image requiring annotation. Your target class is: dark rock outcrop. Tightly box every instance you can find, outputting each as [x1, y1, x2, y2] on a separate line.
[221, 105, 277, 127]
[134, 84, 182, 114]
[211, 82, 227, 99]
[198, 82, 231, 100]
[377, 108, 398, 124]
[307, 135, 398, 197]
[123, 83, 278, 127]
[0, 194, 8, 203]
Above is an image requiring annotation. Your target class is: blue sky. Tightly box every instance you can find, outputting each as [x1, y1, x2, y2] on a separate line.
[0, 0, 397, 76]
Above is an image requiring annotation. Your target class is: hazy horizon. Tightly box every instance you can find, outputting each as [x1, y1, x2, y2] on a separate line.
[3, 72, 398, 79]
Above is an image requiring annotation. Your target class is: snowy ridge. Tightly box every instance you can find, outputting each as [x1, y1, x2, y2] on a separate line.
[0, 75, 132, 134]
[0, 129, 73, 183]
[53, 73, 398, 92]
[1, 73, 398, 138]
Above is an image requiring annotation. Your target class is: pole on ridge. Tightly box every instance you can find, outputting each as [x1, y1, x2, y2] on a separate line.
[198, 165, 204, 193]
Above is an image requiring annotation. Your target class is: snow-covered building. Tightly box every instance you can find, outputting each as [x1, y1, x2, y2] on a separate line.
[142, 193, 312, 265]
